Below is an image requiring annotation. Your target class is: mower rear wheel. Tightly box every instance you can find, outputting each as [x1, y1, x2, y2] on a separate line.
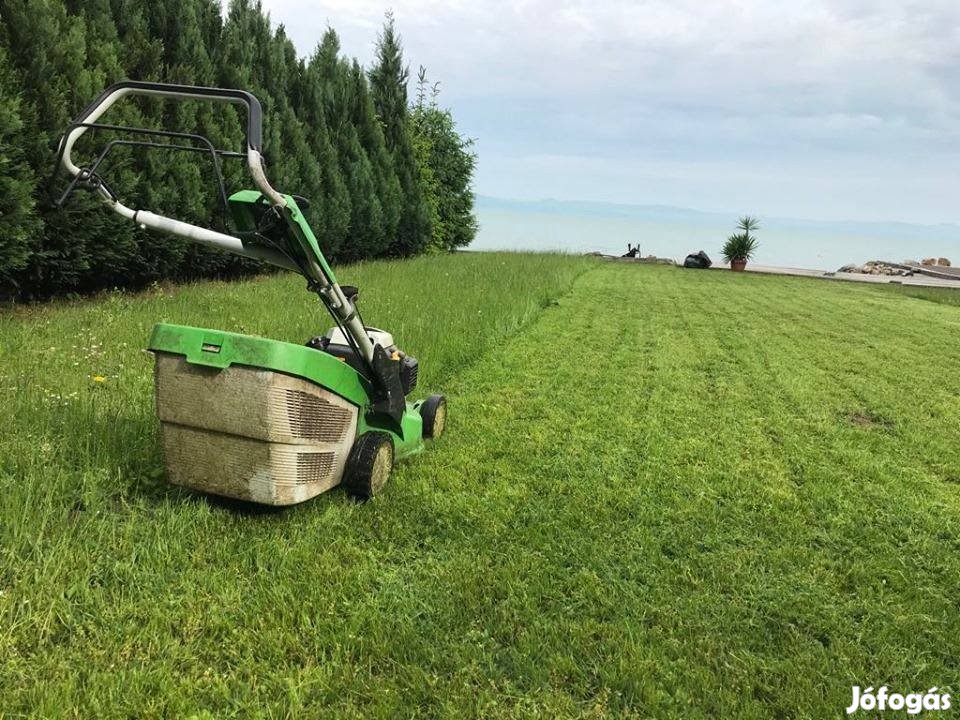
[343, 432, 394, 500]
[419, 394, 447, 439]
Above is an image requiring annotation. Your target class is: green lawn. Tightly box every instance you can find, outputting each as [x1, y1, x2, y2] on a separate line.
[2, 255, 959, 718]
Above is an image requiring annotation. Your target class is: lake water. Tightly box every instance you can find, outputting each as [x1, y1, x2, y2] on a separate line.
[471, 197, 960, 271]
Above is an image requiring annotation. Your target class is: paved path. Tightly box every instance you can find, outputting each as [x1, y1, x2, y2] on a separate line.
[602, 256, 960, 289]
[733, 263, 960, 288]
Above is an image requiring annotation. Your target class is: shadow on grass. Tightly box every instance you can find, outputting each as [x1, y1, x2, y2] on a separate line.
[197, 492, 288, 516]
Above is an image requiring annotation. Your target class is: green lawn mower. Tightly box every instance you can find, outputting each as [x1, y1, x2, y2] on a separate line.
[53, 80, 446, 504]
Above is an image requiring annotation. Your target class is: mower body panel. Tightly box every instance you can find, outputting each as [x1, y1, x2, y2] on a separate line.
[227, 191, 339, 281]
[149, 323, 367, 405]
[148, 323, 424, 504]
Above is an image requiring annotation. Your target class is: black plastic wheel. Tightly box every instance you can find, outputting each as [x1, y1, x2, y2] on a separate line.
[419, 394, 447, 439]
[343, 432, 394, 500]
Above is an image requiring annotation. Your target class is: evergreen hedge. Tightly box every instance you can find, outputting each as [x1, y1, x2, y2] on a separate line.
[0, 1, 477, 300]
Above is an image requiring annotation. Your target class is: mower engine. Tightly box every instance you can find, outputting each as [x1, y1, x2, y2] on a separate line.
[309, 326, 419, 397]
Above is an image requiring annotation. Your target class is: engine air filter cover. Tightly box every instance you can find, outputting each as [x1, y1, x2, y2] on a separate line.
[400, 355, 419, 395]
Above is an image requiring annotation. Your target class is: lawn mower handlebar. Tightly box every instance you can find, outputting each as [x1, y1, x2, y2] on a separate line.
[54, 80, 301, 271]
[57, 80, 286, 210]
[55, 81, 378, 366]
[73, 80, 265, 150]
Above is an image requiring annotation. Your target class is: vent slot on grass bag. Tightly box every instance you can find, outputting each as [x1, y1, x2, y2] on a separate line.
[284, 389, 352, 442]
[296, 451, 336, 484]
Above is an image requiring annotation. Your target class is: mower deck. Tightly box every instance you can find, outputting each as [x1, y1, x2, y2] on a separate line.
[149, 323, 426, 504]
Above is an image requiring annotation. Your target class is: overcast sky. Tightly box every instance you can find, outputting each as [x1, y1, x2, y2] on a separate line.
[260, 0, 960, 224]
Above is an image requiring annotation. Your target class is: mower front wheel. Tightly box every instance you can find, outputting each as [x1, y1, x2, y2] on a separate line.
[419, 394, 447, 439]
[343, 432, 394, 501]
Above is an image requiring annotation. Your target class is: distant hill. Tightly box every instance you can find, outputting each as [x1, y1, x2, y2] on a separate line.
[475, 196, 960, 240]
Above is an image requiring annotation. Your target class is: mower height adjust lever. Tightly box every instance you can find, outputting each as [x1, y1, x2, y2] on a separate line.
[54, 166, 117, 209]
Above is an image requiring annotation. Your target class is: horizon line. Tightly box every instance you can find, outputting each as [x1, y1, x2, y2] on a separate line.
[474, 194, 960, 230]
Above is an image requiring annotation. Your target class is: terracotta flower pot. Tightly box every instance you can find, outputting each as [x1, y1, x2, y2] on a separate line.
[730, 258, 747, 272]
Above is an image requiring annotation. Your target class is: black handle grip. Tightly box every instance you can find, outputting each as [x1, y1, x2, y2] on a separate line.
[73, 80, 264, 151]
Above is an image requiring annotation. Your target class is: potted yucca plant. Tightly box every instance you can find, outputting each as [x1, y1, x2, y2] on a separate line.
[722, 216, 759, 271]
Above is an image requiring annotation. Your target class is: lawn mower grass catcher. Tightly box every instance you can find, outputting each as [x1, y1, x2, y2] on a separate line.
[52, 81, 446, 504]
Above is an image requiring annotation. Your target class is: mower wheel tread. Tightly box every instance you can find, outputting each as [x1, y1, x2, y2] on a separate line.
[419, 395, 447, 440]
[343, 432, 394, 500]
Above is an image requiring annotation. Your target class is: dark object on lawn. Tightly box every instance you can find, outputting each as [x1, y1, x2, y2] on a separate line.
[683, 251, 712, 269]
[621, 244, 639, 258]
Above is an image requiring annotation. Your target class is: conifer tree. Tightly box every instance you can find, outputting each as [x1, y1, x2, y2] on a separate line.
[312, 29, 387, 259]
[0, 44, 37, 296]
[1, 0, 112, 295]
[301, 34, 351, 259]
[350, 60, 399, 256]
[411, 67, 478, 251]
[369, 13, 431, 256]
[339, 124, 384, 261]
[410, 118, 442, 251]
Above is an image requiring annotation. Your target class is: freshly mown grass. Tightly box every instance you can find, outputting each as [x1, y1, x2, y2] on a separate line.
[2, 255, 960, 717]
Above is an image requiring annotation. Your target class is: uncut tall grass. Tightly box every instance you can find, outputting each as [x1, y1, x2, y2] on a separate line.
[0, 249, 592, 487]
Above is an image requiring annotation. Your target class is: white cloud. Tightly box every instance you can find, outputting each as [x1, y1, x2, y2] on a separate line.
[261, 0, 960, 222]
